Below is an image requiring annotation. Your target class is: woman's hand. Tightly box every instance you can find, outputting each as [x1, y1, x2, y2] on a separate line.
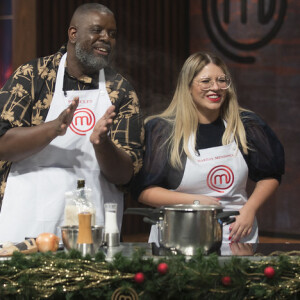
[228, 178, 279, 242]
[230, 242, 254, 256]
[193, 195, 221, 206]
[229, 206, 255, 242]
[139, 186, 221, 207]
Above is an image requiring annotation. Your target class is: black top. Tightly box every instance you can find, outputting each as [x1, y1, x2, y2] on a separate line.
[131, 111, 285, 200]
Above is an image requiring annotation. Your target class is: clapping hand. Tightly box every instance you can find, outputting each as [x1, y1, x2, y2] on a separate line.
[55, 97, 79, 136]
[90, 105, 116, 145]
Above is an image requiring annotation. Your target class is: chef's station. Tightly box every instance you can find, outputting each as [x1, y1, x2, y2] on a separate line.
[0, 202, 299, 299]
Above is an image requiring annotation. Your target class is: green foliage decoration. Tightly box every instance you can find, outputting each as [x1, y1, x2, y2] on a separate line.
[0, 248, 299, 299]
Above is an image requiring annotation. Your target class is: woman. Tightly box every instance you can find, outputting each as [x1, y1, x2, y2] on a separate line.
[133, 52, 284, 244]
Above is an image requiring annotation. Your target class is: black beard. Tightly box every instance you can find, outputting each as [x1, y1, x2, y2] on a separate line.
[75, 42, 109, 73]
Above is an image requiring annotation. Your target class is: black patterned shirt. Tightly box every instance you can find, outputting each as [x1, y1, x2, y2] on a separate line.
[0, 45, 144, 208]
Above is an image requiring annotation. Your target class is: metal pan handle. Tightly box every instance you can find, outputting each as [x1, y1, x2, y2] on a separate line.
[216, 210, 239, 225]
[124, 207, 161, 222]
[143, 217, 157, 225]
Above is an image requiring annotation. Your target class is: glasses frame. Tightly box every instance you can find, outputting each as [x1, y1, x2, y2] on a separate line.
[193, 76, 231, 90]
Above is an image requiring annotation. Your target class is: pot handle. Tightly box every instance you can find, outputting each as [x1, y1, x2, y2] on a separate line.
[124, 208, 161, 221]
[216, 211, 239, 225]
[143, 217, 157, 225]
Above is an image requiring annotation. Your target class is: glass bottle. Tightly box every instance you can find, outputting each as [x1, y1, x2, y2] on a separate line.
[64, 179, 95, 226]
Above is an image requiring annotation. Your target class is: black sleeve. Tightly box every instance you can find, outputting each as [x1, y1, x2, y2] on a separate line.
[130, 118, 185, 201]
[241, 111, 285, 183]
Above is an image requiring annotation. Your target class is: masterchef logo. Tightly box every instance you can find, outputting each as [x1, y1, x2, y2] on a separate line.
[69, 108, 95, 136]
[202, 0, 287, 63]
[111, 287, 138, 300]
[207, 165, 234, 193]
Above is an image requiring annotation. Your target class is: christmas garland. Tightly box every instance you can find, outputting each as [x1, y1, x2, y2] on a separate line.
[0, 248, 299, 299]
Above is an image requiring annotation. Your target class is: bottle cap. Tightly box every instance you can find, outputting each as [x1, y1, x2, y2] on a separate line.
[77, 179, 85, 189]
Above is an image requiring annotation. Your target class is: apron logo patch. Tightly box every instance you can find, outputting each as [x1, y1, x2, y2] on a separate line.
[70, 108, 96, 136]
[207, 165, 234, 193]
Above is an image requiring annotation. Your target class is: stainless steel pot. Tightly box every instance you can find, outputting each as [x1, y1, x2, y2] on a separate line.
[125, 204, 239, 255]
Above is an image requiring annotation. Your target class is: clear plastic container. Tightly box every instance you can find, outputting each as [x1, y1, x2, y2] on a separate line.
[64, 181, 96, 226]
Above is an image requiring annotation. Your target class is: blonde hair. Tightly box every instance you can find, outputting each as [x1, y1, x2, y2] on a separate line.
[146, 52, 249, 169]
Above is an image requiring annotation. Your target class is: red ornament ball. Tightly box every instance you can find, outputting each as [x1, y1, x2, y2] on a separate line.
[157, 262, 169, 274]
[134, 272, 145, 283]
[221, 276, 232, 286]
[264, 266, 275, 278]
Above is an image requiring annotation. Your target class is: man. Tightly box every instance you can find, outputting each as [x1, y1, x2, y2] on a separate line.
[0, 3, 143, 242]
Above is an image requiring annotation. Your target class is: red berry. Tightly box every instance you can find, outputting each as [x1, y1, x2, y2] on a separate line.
[134, 272, 145, 283]
[264, 266, 275, 278]
[157, 262, 169, 274]
[221, 276, 231, 286]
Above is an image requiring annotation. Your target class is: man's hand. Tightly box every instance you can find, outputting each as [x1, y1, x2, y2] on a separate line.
[89, 105, 133, 185]
[90, 105, 116, 145]
[0, 97, 79, 162]
[55, 97, 79, 136]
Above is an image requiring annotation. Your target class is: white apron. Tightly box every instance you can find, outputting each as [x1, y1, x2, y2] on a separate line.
[149, 127, 258, 247]
[0, 53, 123, 243]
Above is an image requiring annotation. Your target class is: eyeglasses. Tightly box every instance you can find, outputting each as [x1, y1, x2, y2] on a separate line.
[193, 76, 231, 90]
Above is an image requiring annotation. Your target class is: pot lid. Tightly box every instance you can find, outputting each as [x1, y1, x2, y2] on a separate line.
[160, 204, 224, 211]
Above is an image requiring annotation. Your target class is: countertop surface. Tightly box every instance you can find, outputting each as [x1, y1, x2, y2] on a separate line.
[101, 242, 300, 261]
[1, 242, 299, 261]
